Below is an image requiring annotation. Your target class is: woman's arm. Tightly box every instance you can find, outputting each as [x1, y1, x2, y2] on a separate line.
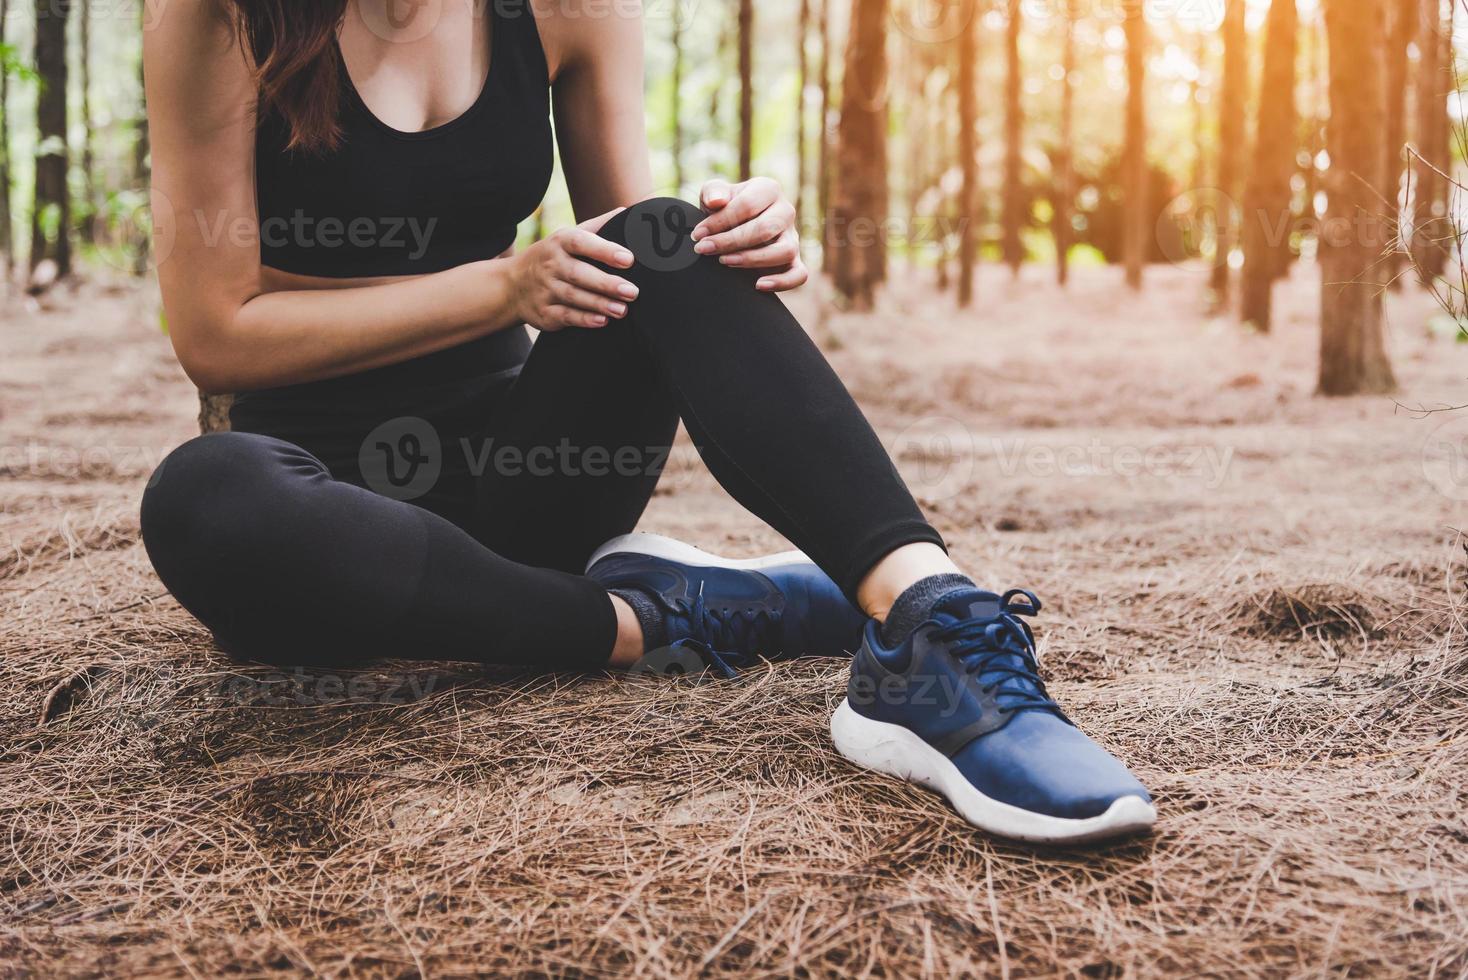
[146, 2, 634, 394]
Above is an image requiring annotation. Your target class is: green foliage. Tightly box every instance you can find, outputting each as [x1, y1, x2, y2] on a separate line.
[0, 42, 38, 85]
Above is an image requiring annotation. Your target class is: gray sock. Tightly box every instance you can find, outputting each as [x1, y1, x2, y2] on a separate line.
[611, 588, 667, 652]
[879, 573, 977, 647]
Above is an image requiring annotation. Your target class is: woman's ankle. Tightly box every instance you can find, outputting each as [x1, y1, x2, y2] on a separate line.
[608, 593, 646, 668]
[856, 543, 968, 622]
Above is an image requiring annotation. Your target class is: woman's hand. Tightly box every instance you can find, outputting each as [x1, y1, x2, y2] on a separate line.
[508, 209, 642, 331]
[690, 177, 809, 292]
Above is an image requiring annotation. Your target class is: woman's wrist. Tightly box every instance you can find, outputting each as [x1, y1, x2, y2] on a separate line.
[465, 254, 526, 331]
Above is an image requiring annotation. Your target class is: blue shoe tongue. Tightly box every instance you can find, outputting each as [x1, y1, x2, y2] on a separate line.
[933, 588, 1005, 625]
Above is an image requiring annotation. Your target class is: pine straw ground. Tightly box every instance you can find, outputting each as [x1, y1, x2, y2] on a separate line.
[1, 264, 1466, 978]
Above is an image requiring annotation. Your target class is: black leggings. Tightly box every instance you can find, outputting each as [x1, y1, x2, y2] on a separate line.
[140, 199, 944, 668]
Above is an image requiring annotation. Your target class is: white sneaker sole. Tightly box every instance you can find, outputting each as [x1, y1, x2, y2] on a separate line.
[586, 532, 808, 573]
[830, 698, 1156, 844]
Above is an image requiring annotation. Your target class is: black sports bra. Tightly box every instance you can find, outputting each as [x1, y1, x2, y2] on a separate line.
[254, 3, 554, 279]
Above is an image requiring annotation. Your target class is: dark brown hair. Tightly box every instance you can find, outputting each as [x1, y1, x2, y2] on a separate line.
[225, 0, 349, 153]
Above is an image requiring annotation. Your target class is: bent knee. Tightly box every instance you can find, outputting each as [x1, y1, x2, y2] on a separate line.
[597, 197, 705, 258]
[140, 432, 324, 564]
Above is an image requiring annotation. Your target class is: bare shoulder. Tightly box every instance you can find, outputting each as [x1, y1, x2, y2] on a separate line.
[528, 0, 643, 82]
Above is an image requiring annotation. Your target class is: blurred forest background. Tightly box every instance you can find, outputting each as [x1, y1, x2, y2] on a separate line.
[0, 0, 1462, 395]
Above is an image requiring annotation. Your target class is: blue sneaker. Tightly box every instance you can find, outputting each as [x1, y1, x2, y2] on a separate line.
[585, 533, 866, 677]
[831, 587, 1155, 843]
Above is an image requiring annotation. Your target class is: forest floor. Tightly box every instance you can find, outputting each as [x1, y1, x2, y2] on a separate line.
[0, 263, 1465, 977]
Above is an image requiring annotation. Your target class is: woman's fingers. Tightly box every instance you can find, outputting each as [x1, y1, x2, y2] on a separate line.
[720, 228, 800, 269]
[561, 226, 635, 270]
[692, 177, 778, 242]
[553, 280, 629, 319]
[754, 259, 810, 292]
[695, 197, 794, 256]
[545, 304, 609, 329]
[562, 256, 640, 301]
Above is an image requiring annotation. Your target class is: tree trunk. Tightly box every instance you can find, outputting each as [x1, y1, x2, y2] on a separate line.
[1319, 0, 1396, 395]
[79, 0, 94, 236]
[829, 0, 890, 309]
[670, 8, 683, 197]
[1055, 0, 1075, 287]
[1122, 0, 1146, 290]
[1381, 0, 1416, 288]
[1190, 29, 1207, 196]
[133, 0, 151, 277]
[1001, 0, 1023, 277]
[1411, 0, 1451, 280]
[1210, 0, 1247, 301]
[796, 0, 810, 223]
[737, 0, 753, 182]
[957, 0, 978, 307]
[1239, 0, 1299, 331]
[0, 0, 12, 288]
[30, 0, 72, 285]
[818, 0, 834, 268]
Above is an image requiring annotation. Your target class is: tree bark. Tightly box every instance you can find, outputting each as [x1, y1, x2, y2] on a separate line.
[737, 0, 753, 182]
[1122, 0, 1147, 290]
[1410, 0, 1451, 280]
[0, 0, 12, 287]
[829, 0, 890, 309]
[133, 0, 151, 276]
[1001, 0, 1023, 277]
[818, 0, 833, 268]
[1381, 0, 1416, 288]
[795, 0, 810, 223]
[1210, 0, 1247, 301]
[79, 0, 94, 235]
[1318, 0, 1396, 395]
[1055, 0, 1075, 287]
[30, 0, 72, 285]
[1239, 0, 1299, 331]
[957, 0, 978, 307]
[670, 7, 684, 196]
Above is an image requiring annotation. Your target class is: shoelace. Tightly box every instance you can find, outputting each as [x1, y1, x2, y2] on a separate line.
[930, 588, 1063, 717]
[668, 582, 783, 668]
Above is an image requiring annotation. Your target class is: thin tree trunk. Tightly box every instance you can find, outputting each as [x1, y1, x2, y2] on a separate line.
[818, 0, 834, 268]
[1191, 29, 1207, 195]
[1239, 0, 1299, 331]
[796, 0, 810, 223]
[829, 0, 890, 309]
[1319, 0, 1396, 395]
[1381, 0, 1415, 288]
[957, 0, 978, 307]
[1411, 0, 1449, 279]
[30, 0, 72, 285]
[1210, 0, 1247, 301]
[0, 0, 12, 288]
[1055, 0, 1075, 287]
[1122, 0, 1147, 290]
[1001, 0, 1023, 277]
[79, 0, 94, 235]
[737, 0, 753, 182]
[133, 0, 152, 277]
[671, 8, 684, 196]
